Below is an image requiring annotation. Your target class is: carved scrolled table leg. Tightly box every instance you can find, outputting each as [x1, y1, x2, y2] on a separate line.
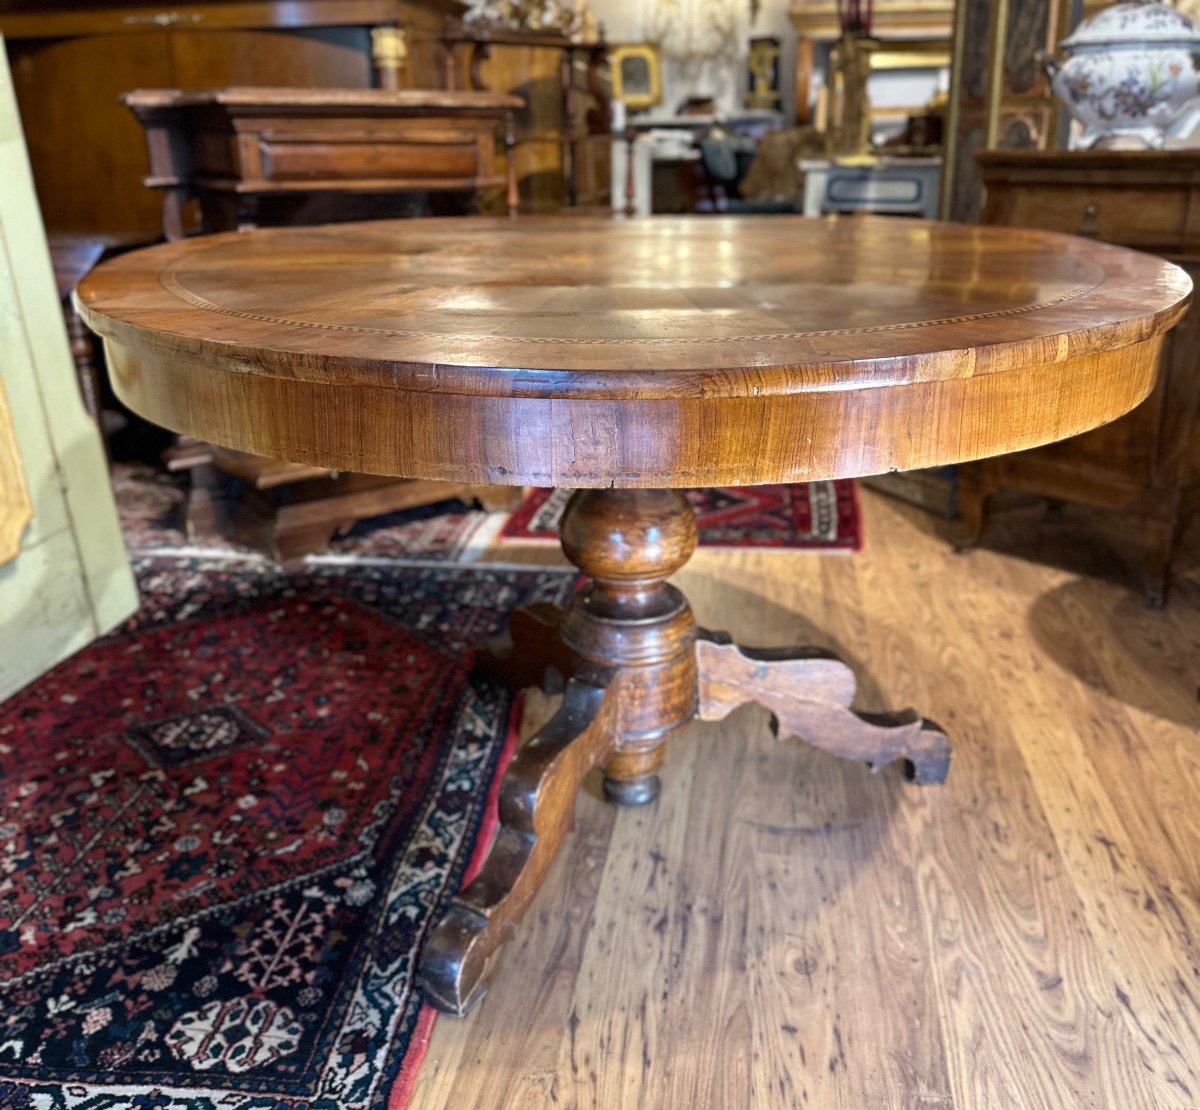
[418, 487, 951, 1013]
[417, 675, 617, 1015]
[695, 634, 952, 785]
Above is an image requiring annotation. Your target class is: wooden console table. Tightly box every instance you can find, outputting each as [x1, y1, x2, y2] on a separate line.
[77, 215, 1189, 1014]
[124, 87, 522, 239]
[962, 150, 1200, 606]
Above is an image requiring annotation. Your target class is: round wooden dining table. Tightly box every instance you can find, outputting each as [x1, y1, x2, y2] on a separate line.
[78, 215, 1191, 1015]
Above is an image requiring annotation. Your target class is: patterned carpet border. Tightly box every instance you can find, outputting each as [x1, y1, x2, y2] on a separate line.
[0, 559, 576, 1110]
[387, 693, 523, 1110]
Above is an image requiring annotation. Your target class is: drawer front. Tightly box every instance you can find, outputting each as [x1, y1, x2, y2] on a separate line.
[258, 135, 486, 183]
[981, 181, 1192, 253]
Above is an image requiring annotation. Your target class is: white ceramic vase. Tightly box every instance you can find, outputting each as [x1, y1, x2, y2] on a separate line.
[1042, 1, 1200, 149]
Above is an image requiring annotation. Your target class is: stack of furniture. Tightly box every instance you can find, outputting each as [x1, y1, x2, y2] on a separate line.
[2, 2, 563, 564]
[960, 150, 1200, 606]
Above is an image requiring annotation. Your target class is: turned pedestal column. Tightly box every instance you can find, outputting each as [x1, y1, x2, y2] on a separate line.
[561, 488, 698, 805]
[416, 488, 952, 1015]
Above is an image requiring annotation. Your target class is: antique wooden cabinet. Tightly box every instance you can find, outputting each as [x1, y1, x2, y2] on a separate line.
[0, 0, 464, 237]
[962, 150, 1200, 606]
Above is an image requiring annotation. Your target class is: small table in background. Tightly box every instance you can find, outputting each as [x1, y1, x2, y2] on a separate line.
[78, 215, 1190, 1014]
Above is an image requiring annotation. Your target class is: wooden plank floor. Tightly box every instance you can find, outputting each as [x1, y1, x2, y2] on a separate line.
[409, 490, 1200, 1110]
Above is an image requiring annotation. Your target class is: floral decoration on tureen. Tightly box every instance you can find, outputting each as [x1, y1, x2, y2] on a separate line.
[1042, 0, 1200, 148]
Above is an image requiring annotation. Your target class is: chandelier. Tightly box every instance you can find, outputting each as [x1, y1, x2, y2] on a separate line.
[649, 0, 747, 96]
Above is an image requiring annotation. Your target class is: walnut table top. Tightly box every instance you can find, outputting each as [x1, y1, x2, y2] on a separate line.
[77, 214, 1191, 488]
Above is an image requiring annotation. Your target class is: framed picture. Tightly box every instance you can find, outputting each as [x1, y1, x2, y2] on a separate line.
[746, 36, 782, 110]
[611, 43, 662, 112]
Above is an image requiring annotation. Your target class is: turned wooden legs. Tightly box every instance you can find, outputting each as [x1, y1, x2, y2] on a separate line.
[417, 487, 953, 1015]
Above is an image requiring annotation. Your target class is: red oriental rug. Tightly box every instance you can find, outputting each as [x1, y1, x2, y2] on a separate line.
[114, 465, 862, 564]
[501, 482, 862, 551]
[0, 559, 575, 1109]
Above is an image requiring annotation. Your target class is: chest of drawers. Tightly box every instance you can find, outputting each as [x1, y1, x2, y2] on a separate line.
[961, 150, 1200, 606]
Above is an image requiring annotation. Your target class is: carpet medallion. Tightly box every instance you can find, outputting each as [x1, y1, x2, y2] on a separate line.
[0, 560, 575, 1109]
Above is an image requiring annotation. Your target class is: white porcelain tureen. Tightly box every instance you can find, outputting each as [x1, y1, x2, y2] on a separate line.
[1042, 0, 1200, 148]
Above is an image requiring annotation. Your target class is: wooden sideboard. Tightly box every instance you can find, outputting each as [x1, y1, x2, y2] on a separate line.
[0, 0, 464, 236]
[124, 86, 521, 237]
[961, 150, 1200, 606]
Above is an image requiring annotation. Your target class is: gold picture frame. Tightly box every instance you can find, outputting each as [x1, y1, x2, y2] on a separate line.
[611, 43, 662, 112]
[869, 39, 951, 72]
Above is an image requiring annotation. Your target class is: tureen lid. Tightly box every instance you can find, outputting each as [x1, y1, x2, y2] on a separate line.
[1062, 0, 1200, 45]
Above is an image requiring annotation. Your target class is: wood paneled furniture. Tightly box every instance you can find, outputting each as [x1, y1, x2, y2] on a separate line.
[77, 215, 1190, 1014]
[962, 150, 1200, 606]
[124, 86, 522, 239]
[0, 0, 465, 237]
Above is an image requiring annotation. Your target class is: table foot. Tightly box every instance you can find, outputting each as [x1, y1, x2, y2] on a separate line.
[695, 633, 952, 785]
[601, 745, 666, 805]
[416, 674, 617, 1016]
[602, 774, 660, 805]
